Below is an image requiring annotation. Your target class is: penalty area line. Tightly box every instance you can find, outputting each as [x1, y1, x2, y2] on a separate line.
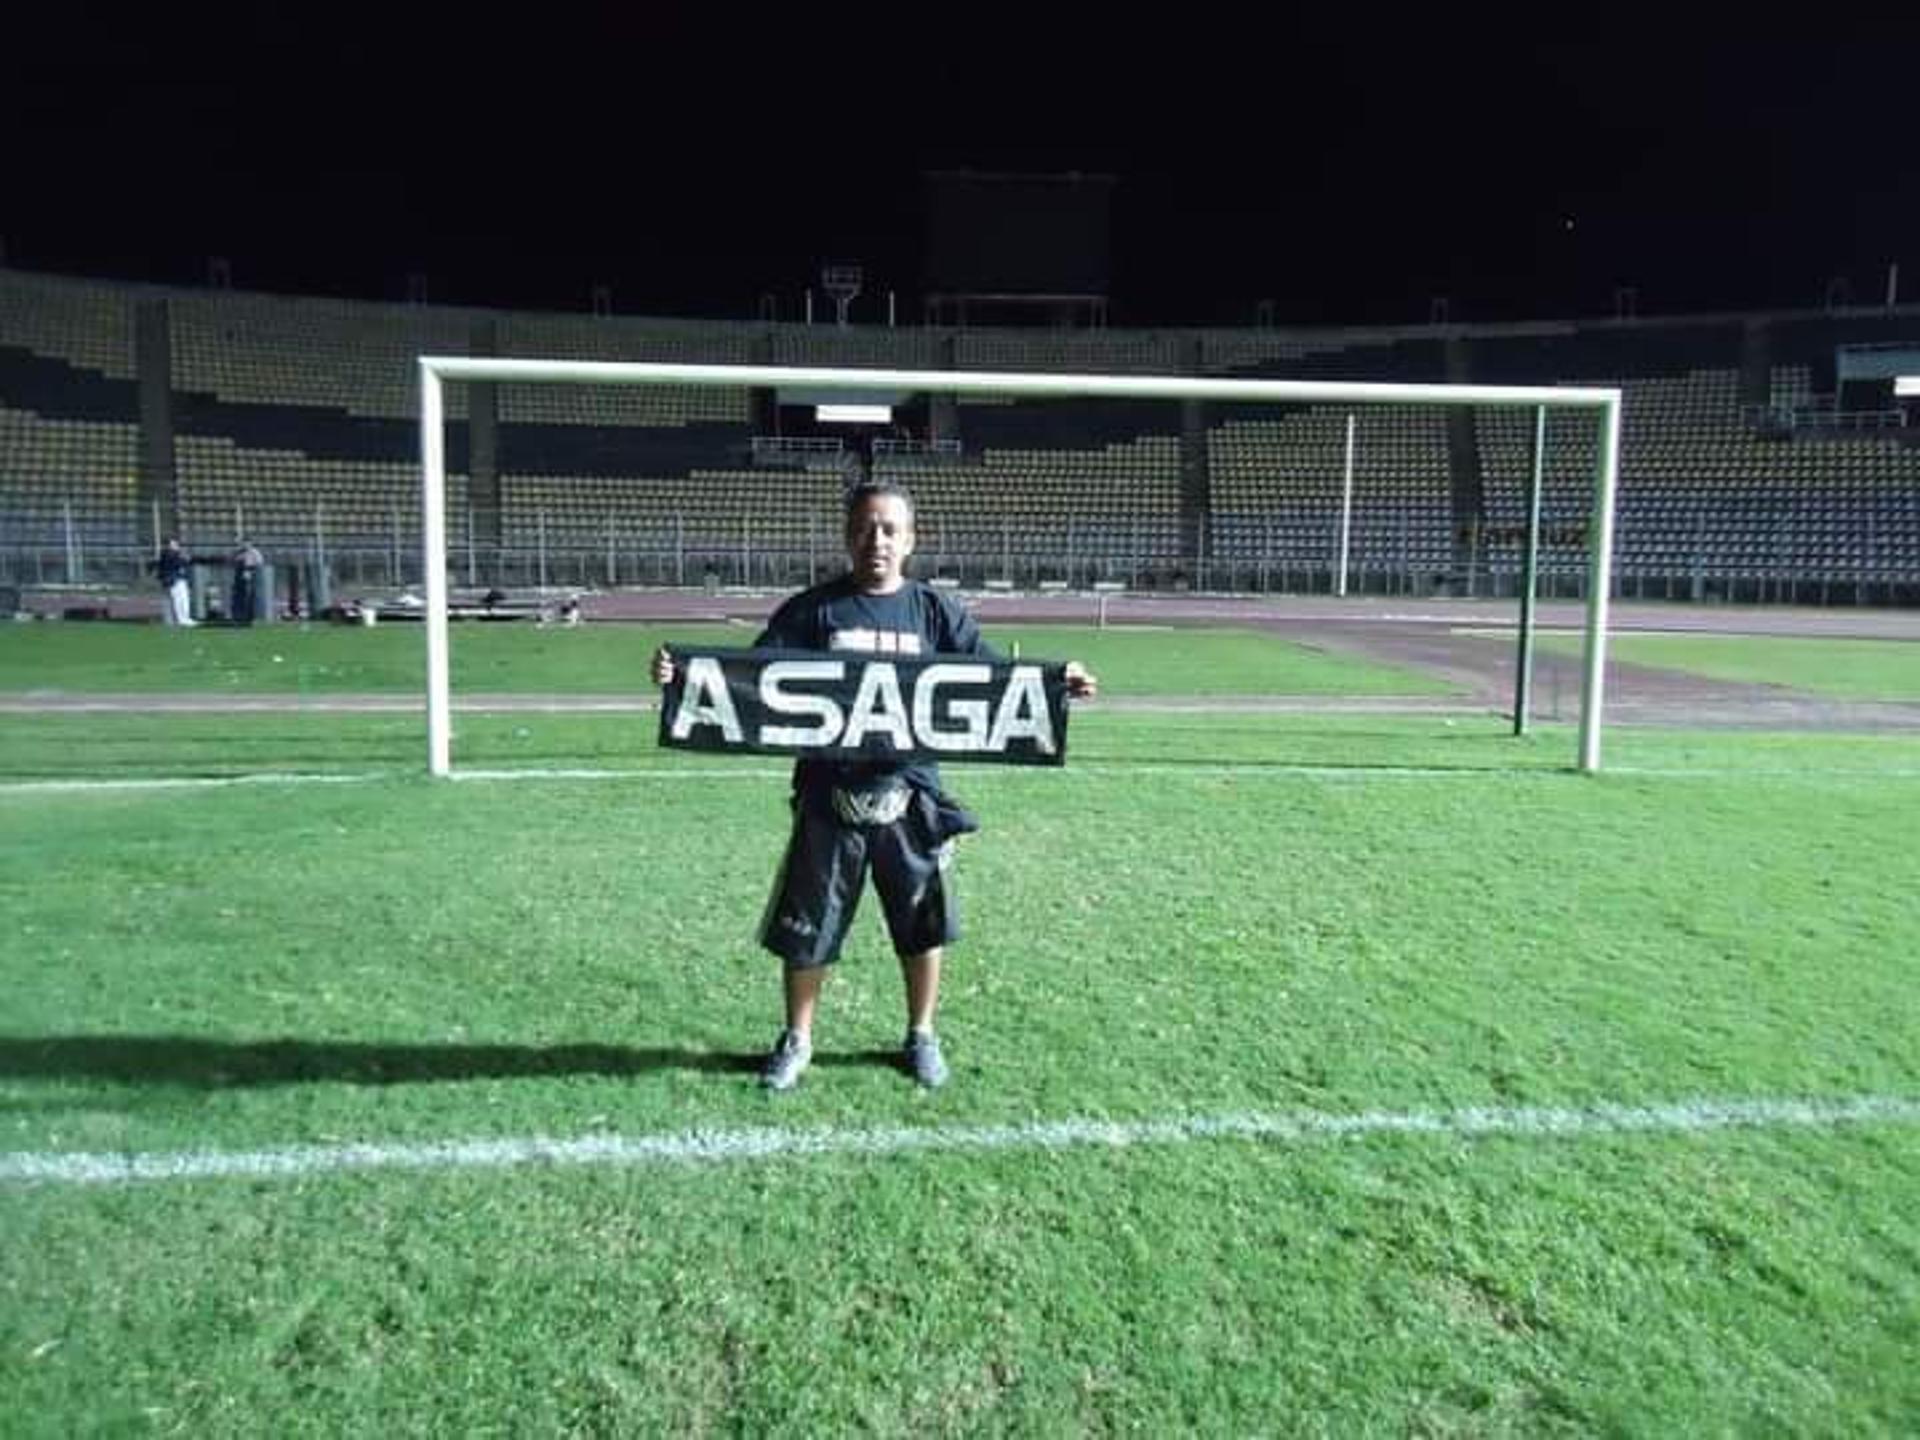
[3, 1093, 1916, 1189]
[0, 764, 1565, 794]
[0, 768, 788, 795]
[0, 771, 392, 795]
[8, 763, 1917, 795]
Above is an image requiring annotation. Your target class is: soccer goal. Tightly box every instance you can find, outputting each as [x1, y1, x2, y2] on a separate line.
[416, 358, 1622, 774]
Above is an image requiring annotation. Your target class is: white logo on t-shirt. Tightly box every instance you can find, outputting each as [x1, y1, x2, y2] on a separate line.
[828, 628, 923, 656]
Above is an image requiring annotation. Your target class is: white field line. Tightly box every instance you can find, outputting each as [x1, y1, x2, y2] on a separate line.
[0, 765, 1509, 795]
[0, 769, 784, 794]
[449, 767, 791, 783]
[6, 762, 1920, 796]
[443, 766, 1569, 786]
[1605, 766, 1920, 780]
[0, 765, 1589, 795]
[3, 1094, 1916, 1189]
[0, 772, 393, 794]
[450, 764, 1542, 782]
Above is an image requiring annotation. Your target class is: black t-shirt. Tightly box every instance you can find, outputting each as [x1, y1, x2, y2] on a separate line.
[754, 574, 998, 796]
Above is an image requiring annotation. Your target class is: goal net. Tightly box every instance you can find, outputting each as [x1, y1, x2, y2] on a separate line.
[416, 359, 1622, 774]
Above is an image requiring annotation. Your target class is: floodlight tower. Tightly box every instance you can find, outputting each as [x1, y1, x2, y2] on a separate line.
[822, 265, 863, 326]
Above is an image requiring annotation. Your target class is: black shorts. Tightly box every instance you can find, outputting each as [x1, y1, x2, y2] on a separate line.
[759, 786, 971, 969]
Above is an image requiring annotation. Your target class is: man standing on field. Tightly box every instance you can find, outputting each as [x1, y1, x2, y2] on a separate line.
[652, 477, 1096, 1090]
[153, 536, 195, 627]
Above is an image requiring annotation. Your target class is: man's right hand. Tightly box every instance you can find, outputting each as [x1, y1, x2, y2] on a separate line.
[650, 646, 676, 687]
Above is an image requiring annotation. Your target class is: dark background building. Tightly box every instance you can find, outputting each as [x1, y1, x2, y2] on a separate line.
[4, 10, 1914, 326]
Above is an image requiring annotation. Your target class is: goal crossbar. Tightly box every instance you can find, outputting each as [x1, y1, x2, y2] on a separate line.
[417, 357, 1623, 774]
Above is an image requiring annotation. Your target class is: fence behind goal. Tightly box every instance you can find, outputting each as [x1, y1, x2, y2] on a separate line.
[7, 385, 1625, 605]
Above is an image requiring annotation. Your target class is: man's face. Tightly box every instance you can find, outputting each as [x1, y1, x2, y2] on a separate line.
[846, 493, 915, 594]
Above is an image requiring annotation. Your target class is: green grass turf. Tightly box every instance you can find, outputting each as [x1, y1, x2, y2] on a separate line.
[0, 620, 1456, 698]
[3, 727, 1918, 1431]
[982, 624, 1457, 696]
[2, 708, 1918, 782]
[1537, 631, 1920, 700]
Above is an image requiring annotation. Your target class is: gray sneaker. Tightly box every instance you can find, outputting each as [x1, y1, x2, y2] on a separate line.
[760, 1028, 811, 1091]
[904, 1028, 948, 1089]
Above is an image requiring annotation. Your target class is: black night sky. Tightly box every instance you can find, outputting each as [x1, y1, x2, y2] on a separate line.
[4, 6, 1915, 328]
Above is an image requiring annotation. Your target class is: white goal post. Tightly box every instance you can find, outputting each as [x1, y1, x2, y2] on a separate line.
[417, 359, 1623, 775]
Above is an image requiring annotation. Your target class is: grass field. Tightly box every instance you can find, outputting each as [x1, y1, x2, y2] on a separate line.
[1536, 631, 1920, 700]
[3, 624, 1919, 1433]
[0, 622, 1458, 698]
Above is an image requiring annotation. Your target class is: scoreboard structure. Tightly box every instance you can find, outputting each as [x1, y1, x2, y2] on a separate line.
[923, 171, 1116, 327]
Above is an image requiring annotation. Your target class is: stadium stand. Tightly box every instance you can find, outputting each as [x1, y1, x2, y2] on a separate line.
[769, 324, 941, 371]
[889, 435, 1183, 586]
[0, 273, 144, 580]
[1208, 407, 1455, 591]
[2, 264, 1915, 604]
[1471, 366, 1920, 601]
[952, 329, 1183, 375]
[0, 269, 138, 379]
[499, 463, 844, 589]
[0, 404, 141, 556]
[174, 434, 466, 549]
[169, 291, 473, 420]
[498, 313, 753, 427]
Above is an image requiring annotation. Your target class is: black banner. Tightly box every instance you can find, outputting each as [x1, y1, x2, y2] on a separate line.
[657, 648, 1070, 766]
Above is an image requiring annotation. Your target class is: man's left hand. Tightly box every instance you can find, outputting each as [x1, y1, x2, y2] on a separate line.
[1064, 661, 1098, 700]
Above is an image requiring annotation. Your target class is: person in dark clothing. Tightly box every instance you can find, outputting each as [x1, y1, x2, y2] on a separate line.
[652, 478, 1096, 1090]
[153, 536, 196, 627]
[230, 542, 264, 625]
